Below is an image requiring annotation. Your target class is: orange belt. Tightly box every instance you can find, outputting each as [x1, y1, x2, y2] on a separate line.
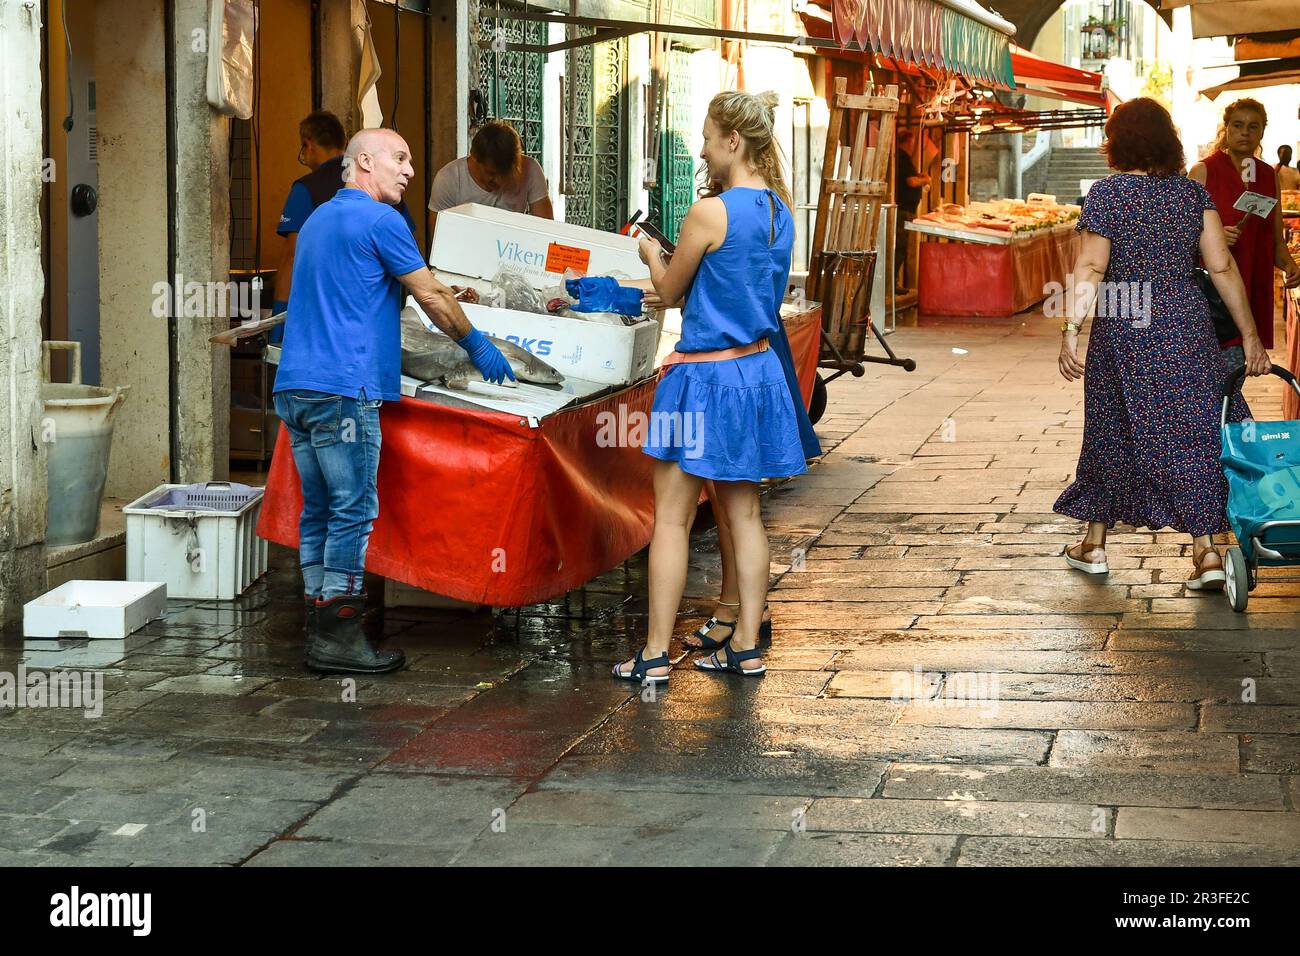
[657, 338, 769, 380]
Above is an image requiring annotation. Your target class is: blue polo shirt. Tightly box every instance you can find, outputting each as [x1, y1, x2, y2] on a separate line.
[273, 188, 428, 402]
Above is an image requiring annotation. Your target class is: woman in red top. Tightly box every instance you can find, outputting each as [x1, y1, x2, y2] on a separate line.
[1190, 98, 1300, 372]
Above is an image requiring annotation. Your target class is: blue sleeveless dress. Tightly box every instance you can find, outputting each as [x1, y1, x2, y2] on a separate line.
[643, 187, 822, 481]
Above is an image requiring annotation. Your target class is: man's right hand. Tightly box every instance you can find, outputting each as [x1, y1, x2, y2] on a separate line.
[456, 328, 516, 385]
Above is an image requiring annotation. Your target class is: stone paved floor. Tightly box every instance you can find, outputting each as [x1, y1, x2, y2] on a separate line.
[3, 307, 1299, 866]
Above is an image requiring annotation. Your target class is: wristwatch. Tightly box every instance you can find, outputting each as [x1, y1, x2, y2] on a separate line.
[1061, 321, 1081, 333]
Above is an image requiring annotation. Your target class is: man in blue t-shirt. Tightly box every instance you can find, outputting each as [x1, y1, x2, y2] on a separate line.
[270, 111, 417, 343]
[273, 127, 515, 675]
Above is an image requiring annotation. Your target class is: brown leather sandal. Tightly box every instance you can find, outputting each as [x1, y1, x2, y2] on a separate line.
[1187, 547, 1226, 591]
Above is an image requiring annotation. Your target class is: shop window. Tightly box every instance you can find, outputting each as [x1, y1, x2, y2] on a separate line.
[564, 32, 627, 232]
[477, 3, 546, 163]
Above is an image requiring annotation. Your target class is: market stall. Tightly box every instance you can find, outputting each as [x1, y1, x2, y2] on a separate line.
[909, 197, 1082, 316]
[256, 304, 822, 607]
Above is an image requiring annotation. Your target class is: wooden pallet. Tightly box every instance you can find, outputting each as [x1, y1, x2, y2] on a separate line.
[806, 78, 899, 360]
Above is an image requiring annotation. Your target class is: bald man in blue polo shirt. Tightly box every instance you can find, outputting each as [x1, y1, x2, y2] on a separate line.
[274, 127, 514, 675]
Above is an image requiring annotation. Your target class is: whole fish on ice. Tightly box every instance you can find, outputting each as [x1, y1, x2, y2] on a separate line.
[399, 308, 565, 390]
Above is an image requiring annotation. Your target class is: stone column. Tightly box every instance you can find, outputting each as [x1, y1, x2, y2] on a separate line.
[96, 0, 171, 498]
[319, 0, 361, 134]
[0, 0, 49, 625]
[172, 0, 231, 483]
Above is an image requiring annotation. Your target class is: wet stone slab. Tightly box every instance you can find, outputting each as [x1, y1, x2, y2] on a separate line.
[537, 753, 888, 799]
[294, 775, 526, 850]
[1049, 731, 1241, 773]
[451, 822, 786, 867]
[880, 763, 1286, 810]
[767, 831, 959, 867]
[806, 796, 1108, 838]
[1115, 807, 1300, 844]
[955, 836, 1300, 866]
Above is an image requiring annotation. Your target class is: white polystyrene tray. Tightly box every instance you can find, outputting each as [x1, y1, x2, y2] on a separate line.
[23, 580, 167, 640]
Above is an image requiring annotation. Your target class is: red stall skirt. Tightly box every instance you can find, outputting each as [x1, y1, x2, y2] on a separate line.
[1286, 287, 1300, 421]
[918, 228, 1081, 318]
[257, 309, 822, 606]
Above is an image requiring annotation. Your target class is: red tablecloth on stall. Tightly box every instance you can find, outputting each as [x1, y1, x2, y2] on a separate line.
[918, 227, 1081, 317]
[256, 309, 822, 606]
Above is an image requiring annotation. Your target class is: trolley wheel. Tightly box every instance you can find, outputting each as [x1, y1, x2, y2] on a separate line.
[1225, 547, 1249, 612]
[809, 373, 828, 425]
[901, 358, 917, 372]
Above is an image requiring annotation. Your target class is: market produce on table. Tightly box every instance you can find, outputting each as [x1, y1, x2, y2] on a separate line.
[398, 308, 565, 389]
[1282, 190, 1300, 214]
[913, 196, 1081, 238]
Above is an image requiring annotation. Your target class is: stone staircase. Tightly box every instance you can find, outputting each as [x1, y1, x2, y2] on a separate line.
[1041, 146, 1113, 203]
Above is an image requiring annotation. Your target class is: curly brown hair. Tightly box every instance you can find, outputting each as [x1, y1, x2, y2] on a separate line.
[1100, 97, 1184, 177]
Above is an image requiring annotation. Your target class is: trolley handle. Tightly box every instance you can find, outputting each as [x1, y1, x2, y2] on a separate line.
[1222, 364, 1300, 426]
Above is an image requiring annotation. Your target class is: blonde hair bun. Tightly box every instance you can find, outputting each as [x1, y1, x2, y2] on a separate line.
[703, 90, 792, 211]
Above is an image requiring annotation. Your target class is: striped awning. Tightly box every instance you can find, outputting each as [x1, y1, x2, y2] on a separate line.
[811, 0, 1016, 89]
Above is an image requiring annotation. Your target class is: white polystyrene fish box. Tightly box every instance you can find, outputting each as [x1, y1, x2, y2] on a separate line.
[406, 299, 659, 388]
[123, 482, 268, 600]
[24, 580, 167, 639]
[429, 203, 650, 289]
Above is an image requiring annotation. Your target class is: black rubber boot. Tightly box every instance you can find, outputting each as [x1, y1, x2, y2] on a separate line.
[302, 595, 320, 664]
[306, 594, 405, 675]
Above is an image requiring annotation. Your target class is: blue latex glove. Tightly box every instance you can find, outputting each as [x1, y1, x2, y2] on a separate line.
[269, 300, 289, 345]
[456, 328, 517, 385]
[564, 277, 644, 316]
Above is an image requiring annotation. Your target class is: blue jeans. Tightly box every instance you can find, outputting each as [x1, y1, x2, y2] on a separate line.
[273, 389, 383, 599]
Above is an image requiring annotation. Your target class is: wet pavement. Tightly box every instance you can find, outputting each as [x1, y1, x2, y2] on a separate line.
[4, 307, 1300, 866]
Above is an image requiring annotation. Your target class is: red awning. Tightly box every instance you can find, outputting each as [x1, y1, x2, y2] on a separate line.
[1011, 44, 1117, 111]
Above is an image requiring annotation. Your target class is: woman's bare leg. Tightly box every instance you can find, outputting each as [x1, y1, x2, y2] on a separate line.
[615, 461, 704, 679]
[708, 479, 767, 670]
[687, 481, 770, 650]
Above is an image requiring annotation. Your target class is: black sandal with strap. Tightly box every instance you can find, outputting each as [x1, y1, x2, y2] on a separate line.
[688, 603, 772, 650]
[686, 616, 736, 651]
[612, 648, 671, 684]
[693, 642, 766, 678]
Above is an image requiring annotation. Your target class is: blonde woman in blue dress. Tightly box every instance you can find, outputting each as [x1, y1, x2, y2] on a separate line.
[613, 91, 821, 684]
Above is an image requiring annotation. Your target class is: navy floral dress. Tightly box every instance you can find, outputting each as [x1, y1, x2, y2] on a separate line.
[1054, 174, 1251, 536]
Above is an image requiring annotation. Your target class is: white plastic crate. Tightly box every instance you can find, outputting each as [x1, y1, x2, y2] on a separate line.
[123, 482, 267, 600]
[24, 580, 167, 639]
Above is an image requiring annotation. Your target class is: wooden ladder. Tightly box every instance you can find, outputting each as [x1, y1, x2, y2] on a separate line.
[806, 77, 899, 360]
